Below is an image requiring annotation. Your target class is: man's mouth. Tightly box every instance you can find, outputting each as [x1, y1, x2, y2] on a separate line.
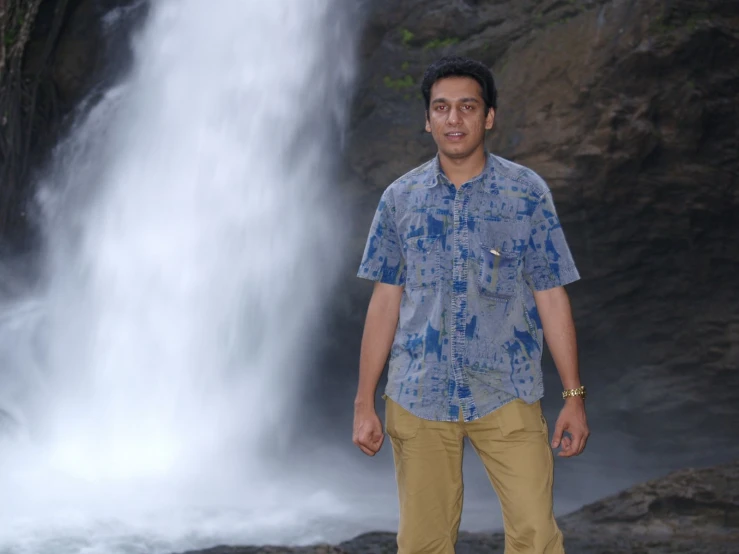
[445, 132, 465, 141]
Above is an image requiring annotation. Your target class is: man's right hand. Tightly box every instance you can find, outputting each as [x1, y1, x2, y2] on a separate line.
[353, 283, 402, 457]
[353, 405, 385, 456]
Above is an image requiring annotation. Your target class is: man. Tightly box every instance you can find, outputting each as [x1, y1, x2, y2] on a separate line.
[353, 56, 589, 553]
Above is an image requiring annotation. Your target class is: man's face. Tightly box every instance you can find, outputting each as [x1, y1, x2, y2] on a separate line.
[425, 76, 495, 160]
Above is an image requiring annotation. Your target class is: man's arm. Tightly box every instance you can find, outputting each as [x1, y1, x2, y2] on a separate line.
[534, 286, 580, 390]
[353, 282, 403, 456]
[534, 286, 589, 457]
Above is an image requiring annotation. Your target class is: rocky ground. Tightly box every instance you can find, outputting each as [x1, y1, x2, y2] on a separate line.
[175, 461, 739, 554]
[175, 459, 739, 554]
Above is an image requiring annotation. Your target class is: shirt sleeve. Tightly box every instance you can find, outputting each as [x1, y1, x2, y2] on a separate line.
[523, 191, 580, 291]
[357, 189, 406, 286]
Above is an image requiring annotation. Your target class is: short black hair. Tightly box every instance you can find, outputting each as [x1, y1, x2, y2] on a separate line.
[421, 56, 497, 113]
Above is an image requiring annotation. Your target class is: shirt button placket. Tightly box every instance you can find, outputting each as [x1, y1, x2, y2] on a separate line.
[451, 185, 472, 421]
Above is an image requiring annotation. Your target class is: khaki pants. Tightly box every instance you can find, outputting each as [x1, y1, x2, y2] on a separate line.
[385, 397, 565, 554]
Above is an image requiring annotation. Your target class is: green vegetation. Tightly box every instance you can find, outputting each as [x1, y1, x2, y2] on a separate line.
[685, 12, 712, 31]
[384, 58, 416, 95]
[423, 37, 460, 50]
[383, 74, 415, 91]
[4, 27, 18, 47]
[3, 10, 27, 47]
[651, 11, 712, 35]
[400, 28, 414, 45]
[531, 4, 583, 30]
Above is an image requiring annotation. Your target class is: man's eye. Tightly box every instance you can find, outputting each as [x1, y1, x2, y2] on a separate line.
[436, 105, 447, 111]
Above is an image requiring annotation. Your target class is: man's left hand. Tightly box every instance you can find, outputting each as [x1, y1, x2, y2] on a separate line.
[551, 398, 589, 457]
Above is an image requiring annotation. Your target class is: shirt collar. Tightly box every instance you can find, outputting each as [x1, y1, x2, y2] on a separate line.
[423, 152, 498, 193]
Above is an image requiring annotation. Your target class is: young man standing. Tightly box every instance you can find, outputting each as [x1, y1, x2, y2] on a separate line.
[353, 56, 589, 553]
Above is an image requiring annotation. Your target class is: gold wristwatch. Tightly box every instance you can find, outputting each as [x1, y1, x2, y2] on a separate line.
[562, 385, 586, 400]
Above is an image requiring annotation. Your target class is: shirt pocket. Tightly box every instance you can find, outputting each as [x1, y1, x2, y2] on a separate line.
[404, 234, 442, 289]
[478, 245, 520, 299]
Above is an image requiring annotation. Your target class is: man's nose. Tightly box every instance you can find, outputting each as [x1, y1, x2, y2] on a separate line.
[447, 107, 461, 125]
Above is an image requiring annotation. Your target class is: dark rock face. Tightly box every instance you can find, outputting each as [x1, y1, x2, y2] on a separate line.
[49, 0, 104, 105]
[485, 0, 739, 455]
[0, 0, 143, 245]
[25, 0, 142, 129]
[324, 0, 739, 455]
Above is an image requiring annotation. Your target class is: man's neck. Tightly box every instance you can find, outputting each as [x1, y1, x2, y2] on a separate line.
[438, 148, 488, 188]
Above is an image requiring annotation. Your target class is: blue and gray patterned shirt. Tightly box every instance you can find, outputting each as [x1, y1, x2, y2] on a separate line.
[358, 152, 580, 422]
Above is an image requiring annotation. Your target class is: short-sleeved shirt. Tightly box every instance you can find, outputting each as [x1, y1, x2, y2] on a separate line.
[357, 152, 580, 422]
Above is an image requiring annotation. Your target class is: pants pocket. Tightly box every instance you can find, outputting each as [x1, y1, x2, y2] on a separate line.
[385, 398, 421, 440]
[498, 399, 547, 438]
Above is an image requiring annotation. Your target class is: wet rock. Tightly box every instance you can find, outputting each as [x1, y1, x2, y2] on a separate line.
[556, 460, 739, 553]
[24, 0, 140, 112]
[2, 0, 143, 243]
[51, 0, 103, 106]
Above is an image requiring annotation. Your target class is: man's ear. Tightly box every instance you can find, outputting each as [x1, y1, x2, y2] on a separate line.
[425, 111, 431, 133]
[485, 107, 495, 130]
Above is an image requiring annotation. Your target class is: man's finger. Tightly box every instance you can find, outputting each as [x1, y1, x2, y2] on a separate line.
[559, 431, 589, 457]
[357, 431, 384, 456]
[551, 423, 565, 448]
[359, 436, 378, 454]
[569, 433, 583, 457]
[557, 436, 572, 457]
[358, 443, 376, 456]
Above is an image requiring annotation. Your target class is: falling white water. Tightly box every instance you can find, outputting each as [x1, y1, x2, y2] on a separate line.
[0, 1, 363, 552]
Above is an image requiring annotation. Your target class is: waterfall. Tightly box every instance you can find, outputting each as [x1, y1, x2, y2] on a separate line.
[0, 1, 360, 551]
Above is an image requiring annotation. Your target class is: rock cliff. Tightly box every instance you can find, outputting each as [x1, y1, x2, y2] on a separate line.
[322, 0, 739, 454]
[0, 0, 144, 244]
